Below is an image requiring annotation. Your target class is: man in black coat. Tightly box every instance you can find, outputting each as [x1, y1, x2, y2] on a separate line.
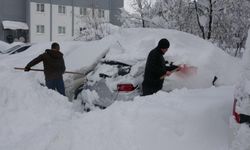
[142, 38, 179, 96]
[24, 42, 66, 96]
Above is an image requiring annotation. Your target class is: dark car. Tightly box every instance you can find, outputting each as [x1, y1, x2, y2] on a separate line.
[0, 43, 31, 54]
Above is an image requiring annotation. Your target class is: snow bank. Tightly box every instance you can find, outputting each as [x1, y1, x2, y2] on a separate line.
[105, 28, 241, 89]
[0, 28, 244, 150]
[0, 40, 11, 53]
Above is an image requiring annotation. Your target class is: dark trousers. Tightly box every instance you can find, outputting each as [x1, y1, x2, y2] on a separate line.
[46, 78, 65, 96]
[142, 84, 162, 96]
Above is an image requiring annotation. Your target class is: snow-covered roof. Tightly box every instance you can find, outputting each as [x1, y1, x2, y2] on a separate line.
[2, 20, 29, 30]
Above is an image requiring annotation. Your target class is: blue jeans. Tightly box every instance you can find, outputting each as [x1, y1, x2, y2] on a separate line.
[45, 78, 65, 96]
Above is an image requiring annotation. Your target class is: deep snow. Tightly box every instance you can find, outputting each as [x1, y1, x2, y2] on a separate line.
[0, 28, 248, 150]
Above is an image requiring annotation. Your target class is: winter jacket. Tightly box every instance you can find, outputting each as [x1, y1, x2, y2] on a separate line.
[25, 49, 66, 80]
[142, 47, 178, 95]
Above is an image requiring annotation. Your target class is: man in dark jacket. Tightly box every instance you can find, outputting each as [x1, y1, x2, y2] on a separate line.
[24, 42, 66, 96]
[142, 38, 179, 96]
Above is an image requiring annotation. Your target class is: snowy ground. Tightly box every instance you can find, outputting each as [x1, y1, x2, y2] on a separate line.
[0, 28, 248, 150]
[0, 66, 234, 150]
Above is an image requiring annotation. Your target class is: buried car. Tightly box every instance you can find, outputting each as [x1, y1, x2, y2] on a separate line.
[74, 57, 196, 111]
[229, 75, 250, 149]
[231, 79, 250, 125]
[0, 43, 31, 54]
[74, 59, 145, 110]
[73, 57, 188, 111]
[74, 28, 241, 111]
[229, 48, 250, 148]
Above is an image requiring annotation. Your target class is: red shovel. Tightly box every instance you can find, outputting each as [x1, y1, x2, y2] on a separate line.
[174, 64, 197, 78]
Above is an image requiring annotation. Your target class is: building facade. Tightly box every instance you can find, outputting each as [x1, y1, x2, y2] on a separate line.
[0, 0, 123, 43]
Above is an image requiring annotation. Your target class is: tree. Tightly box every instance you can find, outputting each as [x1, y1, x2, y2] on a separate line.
[212, 0, 250, 56]
[74, 10, 113, 41]
[180, 0, 250, 56]
[122, 0, 153, 28]
[121, 0, 250, 56]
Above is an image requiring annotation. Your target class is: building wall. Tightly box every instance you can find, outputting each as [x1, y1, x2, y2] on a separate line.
[51, 4, 73, 41]
[30, 1, 111, 42]
[0, 0, 27, 42]
[30, 2, 50, 42]
[0, 0, 123, 43]
[73, 7, 92, 38]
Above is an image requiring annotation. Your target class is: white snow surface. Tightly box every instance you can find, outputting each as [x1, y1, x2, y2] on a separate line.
[0, 28, 248, 150]
[0, 41, 11, 52]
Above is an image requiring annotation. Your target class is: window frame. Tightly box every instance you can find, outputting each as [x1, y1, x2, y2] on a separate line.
[80, 7, 87, 16]
[36, 3, 45, 12]
[98, 9, 105, 18]
[36, 25, 45, 34]
[58, 26, 66, 34]
[58, 5, 66, 14]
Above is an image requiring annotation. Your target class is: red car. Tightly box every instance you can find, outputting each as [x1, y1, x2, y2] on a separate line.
[232, 80, 250, 125]
[230, 74, 250, 148]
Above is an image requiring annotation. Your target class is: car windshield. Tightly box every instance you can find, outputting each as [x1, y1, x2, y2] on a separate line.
[102, 60, 131, 67]
[4, 45, 22, 53]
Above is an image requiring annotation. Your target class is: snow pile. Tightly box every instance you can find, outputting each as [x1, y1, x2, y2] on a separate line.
[0, 41, 11, 53]
[0, 82, 234, 150]
[242, 29, 250, 77]
[105, 28, 241, 90]
[229, 29, 250, 150]
[0, 28, 246, 150]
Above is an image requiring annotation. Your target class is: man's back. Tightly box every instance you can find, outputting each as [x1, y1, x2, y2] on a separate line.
[42, 49, 65, 80]
[25, 42, 66, 96]
[143, 48, 166, 87]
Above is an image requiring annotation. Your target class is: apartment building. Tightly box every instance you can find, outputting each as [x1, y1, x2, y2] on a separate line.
[0, 0, 123, 43]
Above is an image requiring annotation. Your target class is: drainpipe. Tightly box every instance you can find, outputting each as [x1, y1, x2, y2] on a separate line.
[92, 0, 95, 18]
[3, 29, 5, 43]
[108, 0, 111, 22]
[50, 0, 52, 41]
[72, 0, 74, 37]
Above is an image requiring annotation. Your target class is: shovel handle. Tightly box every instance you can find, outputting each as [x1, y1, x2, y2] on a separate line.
[14, 67, 85, 76]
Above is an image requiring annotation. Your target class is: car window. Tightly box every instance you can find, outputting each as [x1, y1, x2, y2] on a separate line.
[10, 46, 31, 54]
[4, 45, 21, 53]
[102, 60, 131, 67]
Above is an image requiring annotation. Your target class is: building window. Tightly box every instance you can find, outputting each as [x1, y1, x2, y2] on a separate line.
[58, 5, 66, 14]
[80, 8, 87, 16]
[36, 3, 45, 12]
[98, 9, 105, 18]
[36, 25, 45, 33]
[58, 26, 66, 34]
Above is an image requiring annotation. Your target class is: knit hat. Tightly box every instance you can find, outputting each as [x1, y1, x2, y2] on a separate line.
[157, 38, 170, 49]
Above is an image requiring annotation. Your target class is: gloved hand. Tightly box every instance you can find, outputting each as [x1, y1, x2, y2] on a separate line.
[24, 66, 30, 72]
[176, 65, 182, 72]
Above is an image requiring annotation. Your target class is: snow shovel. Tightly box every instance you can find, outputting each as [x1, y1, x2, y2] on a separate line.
[14, 67, 85, 76]
[160, 64, 197, 79]
[173, 64, 197, 78]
